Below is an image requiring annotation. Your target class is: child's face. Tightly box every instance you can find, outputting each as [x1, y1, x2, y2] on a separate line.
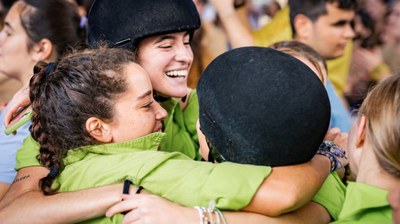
[137, 31, 193, 98]
[107, 63, 167, 143]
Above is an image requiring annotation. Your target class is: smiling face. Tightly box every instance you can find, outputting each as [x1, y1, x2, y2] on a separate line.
[307, 2, 355, 59]
[106, 63, 167, 143]
[0, 2, 37, 82]
[137, 31, 193, 98]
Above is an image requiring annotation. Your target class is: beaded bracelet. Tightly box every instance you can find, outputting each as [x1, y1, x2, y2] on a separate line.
[317, 141, 347, 172]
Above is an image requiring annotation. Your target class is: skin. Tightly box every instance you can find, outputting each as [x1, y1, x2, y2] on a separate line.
[297, 2, 355, 60]
[364, 0, 387, 22]
[88, 62, 167, 143]
[0, 3, 43, 84]
[137, 32, 193, 99]
[388, 189, 400, 224]
[384, 2, 400, 43]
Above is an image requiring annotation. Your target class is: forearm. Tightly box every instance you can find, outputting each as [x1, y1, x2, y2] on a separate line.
[244, 155, 330, 216]
[0, 184, 123, 223]
[225, 202, 330, 224]
[0, 166, 123, 223]
[209, 0, 254, 48]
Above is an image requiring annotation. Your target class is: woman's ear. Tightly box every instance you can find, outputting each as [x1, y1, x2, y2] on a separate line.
[31, 38, 55, 62]
[86, 117, 113, 143]
[355, 115, 367, 148]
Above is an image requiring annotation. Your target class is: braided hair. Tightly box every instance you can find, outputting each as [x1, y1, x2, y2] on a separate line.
[29, 47, 136, 195]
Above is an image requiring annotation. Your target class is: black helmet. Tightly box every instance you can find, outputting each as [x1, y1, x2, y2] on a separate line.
[198, 47, 331, 166]
[87, 0, 201, 49]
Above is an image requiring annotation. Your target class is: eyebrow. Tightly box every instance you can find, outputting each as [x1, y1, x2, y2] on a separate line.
[135, 90, 152, 100]
[154, 31, 190, 44]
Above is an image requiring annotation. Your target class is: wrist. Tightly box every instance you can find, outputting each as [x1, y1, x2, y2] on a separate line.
[316, 141, 347, 172]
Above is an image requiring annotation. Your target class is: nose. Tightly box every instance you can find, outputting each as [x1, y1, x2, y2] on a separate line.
[174, 43, 193, 63]
[154, 101, 167, 121]
[343, 23, 355, 39]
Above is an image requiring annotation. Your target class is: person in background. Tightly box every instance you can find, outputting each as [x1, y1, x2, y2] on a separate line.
[0, 0, 84, 199]
[209, 0, 356, 132]
[0, 0, 19, 109]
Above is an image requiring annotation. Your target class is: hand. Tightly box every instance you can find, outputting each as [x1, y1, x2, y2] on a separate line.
[106, 194, 196, 224]
[4, 83, 31, 128]
[208, 0, 236, 16]
[352, 46, 384, 75]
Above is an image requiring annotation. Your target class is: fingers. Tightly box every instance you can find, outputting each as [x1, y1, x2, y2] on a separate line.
[106, 196, 140, 217]
[4, 87, 31, 127]
[324, 128, 341, 141]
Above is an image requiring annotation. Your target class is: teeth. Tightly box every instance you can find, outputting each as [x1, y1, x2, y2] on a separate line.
[165, 70, 187, 77]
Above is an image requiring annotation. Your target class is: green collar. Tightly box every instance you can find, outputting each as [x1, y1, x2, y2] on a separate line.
[63, 132, 166, 165]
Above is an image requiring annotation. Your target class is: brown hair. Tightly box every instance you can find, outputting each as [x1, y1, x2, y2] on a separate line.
[30, 47, 136, 195]
[17, 0, 86, 57]
[271, 40, 327, 84]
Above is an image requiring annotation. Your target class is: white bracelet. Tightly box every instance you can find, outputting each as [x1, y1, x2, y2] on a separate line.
[194, 206, 204, 224]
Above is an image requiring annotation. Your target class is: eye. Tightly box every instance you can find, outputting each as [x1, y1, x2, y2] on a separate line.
[142, 101, 154, 110]
[159, 45, 172, 49]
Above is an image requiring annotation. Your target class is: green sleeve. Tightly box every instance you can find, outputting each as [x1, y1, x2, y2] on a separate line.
[15, 135, 41, 170]
[312, 172, 347, 220]
[58, 149, 271, 211]
[135, 159, 272, 210]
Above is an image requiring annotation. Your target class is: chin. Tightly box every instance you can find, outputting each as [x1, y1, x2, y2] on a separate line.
[167, 87, 188, 98]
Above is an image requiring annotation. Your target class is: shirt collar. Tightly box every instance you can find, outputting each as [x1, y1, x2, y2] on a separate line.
[63, 132, 166, 165]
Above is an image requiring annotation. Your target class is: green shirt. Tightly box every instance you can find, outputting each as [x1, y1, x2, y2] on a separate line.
[16, 91, 201, 170]
[331, 182, 392, 223]
[56, 132, 271, 223]
[312, 172, 347, 220]
[159, 90, 201, 160]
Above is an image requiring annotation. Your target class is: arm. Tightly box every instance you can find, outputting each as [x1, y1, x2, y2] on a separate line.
[0, 166, 124, 223]
[208, 0, 254, 48]
[106, 194, 330, 224]
[243, 128, 347, 216]
[244, 154, 331, 216]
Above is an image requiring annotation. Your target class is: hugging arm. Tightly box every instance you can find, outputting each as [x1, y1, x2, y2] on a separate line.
[0, 166, 124, 223]
[244, 154, 331, 216]
[107, 193, 330, 224]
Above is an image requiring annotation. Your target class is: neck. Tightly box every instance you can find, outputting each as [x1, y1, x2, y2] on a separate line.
[356, 145, 400, 191]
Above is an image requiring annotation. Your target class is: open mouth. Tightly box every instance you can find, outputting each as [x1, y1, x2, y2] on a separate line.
[165, 70, 187, 78]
